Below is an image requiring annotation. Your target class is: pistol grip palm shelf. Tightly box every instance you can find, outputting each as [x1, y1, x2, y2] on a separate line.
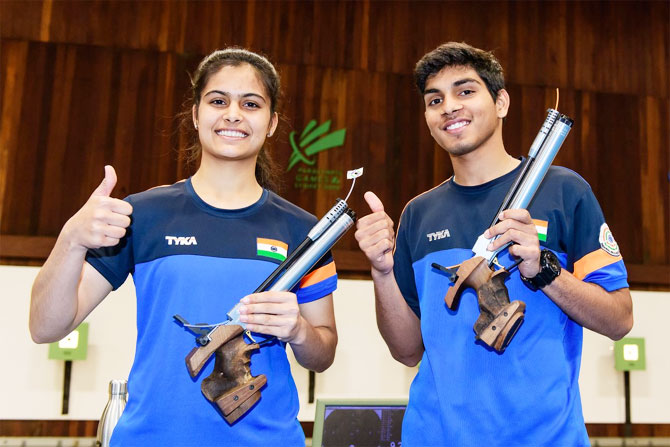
[185, 324, 266, 424]
[445, 257, 525, 352]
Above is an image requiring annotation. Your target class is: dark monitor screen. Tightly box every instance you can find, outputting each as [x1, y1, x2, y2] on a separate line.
[312, 399, 407, 447]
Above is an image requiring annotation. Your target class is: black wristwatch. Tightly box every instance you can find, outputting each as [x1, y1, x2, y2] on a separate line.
[521, 249, 561, 291]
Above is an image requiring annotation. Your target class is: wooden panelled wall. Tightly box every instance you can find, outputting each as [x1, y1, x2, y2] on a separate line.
[0, 0, 668, 287]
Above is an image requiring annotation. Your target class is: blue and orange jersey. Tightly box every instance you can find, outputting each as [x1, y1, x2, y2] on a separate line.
[86, 178, 336, 446]
[393, 161, 627, 446]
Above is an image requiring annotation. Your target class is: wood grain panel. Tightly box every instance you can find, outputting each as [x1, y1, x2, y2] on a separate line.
[2, 1, 667, 96]
[640, 97, 670, 264]
[0, 40, 29, 226]
[0, 1, 668, 286]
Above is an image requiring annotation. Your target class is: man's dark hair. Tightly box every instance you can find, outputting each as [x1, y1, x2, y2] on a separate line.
[414, 42, 505, 100]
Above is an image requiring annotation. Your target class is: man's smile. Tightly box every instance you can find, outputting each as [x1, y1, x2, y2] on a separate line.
[444, 119, 471, 133]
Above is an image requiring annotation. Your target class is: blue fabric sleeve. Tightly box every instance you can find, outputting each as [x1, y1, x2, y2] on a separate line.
[393, 206, 421, 318]
[85, 198, 135, 290]
[570, 188, 629, 290]
[294, 252, 337, 304]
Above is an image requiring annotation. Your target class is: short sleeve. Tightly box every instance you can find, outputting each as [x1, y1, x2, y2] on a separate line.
[85, 198, 135, 290]
[295, 251, 337, 304]
[568, 188, 628, 292]
[393, 206, 421, 318]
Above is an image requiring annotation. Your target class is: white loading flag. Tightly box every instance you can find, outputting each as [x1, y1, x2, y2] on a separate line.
[347, 167, 364, 179]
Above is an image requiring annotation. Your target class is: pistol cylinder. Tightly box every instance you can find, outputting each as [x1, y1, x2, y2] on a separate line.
[508, 115, 573, 211]
[528, 108, 560, 158]
[270, 210, 355, 292]
[488, 109, 560, 227]
[307, 199, 349, 240]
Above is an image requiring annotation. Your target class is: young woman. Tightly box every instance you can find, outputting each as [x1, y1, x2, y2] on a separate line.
[29, 48, 338, 446]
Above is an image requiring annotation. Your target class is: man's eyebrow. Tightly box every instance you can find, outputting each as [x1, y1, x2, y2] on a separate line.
[423, 78, 481, 96]
[453, 78, 481, 87]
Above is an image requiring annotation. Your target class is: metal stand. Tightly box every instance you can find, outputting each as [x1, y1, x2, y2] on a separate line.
[308, 370, 315, 403]
[62, 360, 72, 415]
[624, 370, 632, 438]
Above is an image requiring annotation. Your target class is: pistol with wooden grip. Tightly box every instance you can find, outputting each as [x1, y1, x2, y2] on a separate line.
[174, 198, 356, 424]
[434, 108, 573, 352]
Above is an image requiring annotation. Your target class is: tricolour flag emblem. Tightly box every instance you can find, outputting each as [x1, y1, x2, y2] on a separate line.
[532, 219, 548, 242]
[257, 238, 288, 261]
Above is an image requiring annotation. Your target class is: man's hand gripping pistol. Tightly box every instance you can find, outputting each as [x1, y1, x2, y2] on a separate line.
[433, 107, 573, 352]
[173, 170, 361, 424]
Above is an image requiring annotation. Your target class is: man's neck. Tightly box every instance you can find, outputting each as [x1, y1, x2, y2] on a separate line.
[450, 142, 520, 187]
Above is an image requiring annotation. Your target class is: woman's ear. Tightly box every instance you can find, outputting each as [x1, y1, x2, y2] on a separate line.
[267, 112, 279, 137]
[496, 89, 510, 119]
[192, 105, 198, 130]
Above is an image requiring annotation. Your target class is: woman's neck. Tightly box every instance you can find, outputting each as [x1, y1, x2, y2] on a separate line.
[191, 158, 263, 209]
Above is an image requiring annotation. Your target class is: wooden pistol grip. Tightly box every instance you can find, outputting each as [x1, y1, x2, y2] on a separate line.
[199, 330, 266, 423]
[476, 300, 525, 352]
[215, 375, 267, 424]
[185, 324, 244, 377]
[444, 257, 490, 309]
[473, 269, 526, 352]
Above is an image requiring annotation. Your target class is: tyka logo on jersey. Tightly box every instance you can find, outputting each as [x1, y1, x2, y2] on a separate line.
[165, 236, 198, 246]
[426, 229, 451, 242]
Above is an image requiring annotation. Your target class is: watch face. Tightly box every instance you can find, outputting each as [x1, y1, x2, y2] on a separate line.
[542, 250, 561, 273]
[522, 249, 561, 291]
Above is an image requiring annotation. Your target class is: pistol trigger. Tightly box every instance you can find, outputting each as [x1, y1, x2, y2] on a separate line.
[491, 257, 503, 270]
[244, 330, 258, 344]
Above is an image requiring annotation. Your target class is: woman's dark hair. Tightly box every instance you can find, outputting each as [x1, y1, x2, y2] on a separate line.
[414, 42, 505, 101]
[182, 48, 282, 191]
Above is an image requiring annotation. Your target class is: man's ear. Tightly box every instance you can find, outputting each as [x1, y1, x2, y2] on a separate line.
[495, 89, 510, 119]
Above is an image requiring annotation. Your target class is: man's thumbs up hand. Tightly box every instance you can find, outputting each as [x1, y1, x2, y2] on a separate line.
[354, 191, 395, 276]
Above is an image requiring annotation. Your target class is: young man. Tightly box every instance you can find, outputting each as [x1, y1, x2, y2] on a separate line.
[355, 42, 633, 446]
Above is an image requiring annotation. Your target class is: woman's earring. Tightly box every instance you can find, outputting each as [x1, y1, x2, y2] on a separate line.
[194, 123, 198, 130]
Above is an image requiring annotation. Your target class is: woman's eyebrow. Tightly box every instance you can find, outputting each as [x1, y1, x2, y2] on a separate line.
[203, 90, 267, 103]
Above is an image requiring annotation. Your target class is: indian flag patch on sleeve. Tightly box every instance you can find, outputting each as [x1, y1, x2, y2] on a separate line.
[532, 219, 549, 242]
[256, 238, 288, 261]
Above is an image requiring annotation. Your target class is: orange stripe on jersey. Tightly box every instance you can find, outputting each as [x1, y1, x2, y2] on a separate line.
[300, 261, 337, 288]
[573, 249, 623, 280]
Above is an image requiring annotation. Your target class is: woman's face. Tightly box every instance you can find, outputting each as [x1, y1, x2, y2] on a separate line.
[193, 63, 278, 164]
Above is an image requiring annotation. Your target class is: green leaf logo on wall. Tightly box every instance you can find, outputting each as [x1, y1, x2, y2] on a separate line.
[287, 120, 347, 171]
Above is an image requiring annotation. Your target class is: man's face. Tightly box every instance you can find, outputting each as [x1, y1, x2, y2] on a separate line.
[423, 65, 508, 157]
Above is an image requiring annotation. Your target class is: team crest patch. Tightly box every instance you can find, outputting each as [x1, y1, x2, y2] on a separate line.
[599, 224, 620, 257]
[257, 238, 288, 261]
